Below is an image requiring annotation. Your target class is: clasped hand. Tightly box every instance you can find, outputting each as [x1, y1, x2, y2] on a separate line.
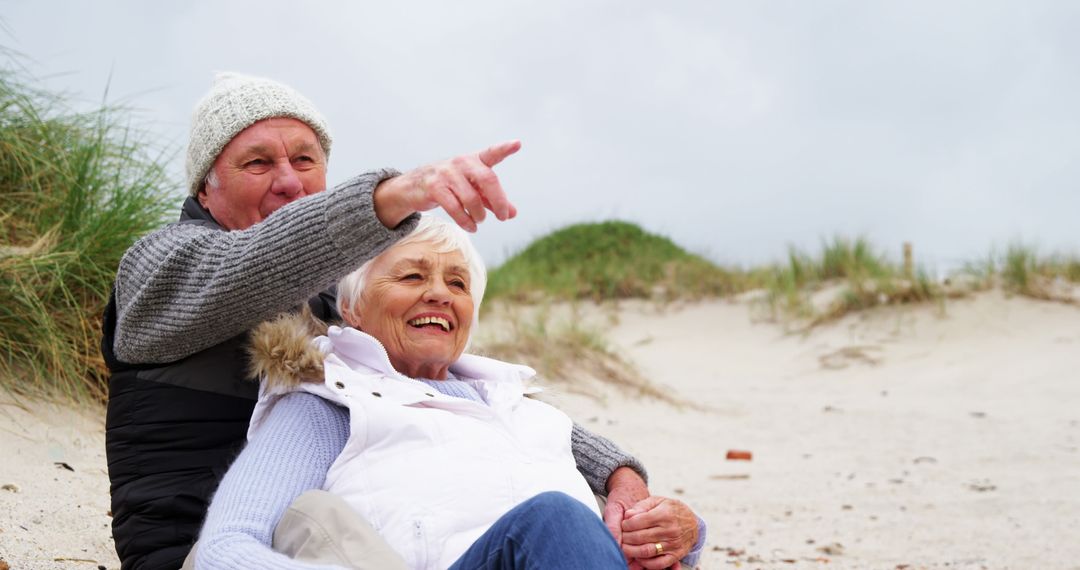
[603, 468, 699, 569]
[620, 496, 698, 570]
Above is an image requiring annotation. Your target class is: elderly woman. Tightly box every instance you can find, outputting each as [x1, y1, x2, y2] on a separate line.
[194, 216, 705, 570]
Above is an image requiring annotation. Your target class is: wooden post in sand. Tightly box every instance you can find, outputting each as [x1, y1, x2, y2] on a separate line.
[903, 242, 913, 277]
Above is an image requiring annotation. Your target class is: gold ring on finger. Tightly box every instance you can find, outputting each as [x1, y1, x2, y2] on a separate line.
[655, 542, 664, 556]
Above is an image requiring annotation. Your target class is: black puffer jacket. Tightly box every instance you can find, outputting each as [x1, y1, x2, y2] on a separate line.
[102, 198, 337, 569]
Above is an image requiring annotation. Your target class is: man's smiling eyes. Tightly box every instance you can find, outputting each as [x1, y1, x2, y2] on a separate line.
[242, 155, 316, 169]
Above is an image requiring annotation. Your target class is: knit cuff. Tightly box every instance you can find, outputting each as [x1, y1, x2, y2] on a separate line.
[570, 423, 649, 496]
[682, 515, 707, 568]
[322, 169, 419, 262]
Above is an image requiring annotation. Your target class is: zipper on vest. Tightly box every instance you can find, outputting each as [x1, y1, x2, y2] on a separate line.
[412, 519, 428, 568]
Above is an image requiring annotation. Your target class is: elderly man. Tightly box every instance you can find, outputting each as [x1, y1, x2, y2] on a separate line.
[103, 74, 680, 570]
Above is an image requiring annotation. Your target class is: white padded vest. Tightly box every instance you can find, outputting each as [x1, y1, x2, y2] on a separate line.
[250, 326, 599, 569]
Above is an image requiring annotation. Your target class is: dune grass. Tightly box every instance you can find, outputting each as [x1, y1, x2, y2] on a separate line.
[1000, 243, 1080, 303]
[474, 303, 691, 407]
[481, 221, 746, 405]
[480, 223, 1080, 402]
[761, 237, 943, 328]
[486, 225, 949, 326]
[485, 220, 750, 302]
[764, 239, 1080, 327]
[487, 222, 1079, 338]
[1, 62, 175, 402]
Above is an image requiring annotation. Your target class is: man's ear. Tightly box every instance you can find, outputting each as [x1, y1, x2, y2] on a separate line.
[196, 187, 209, 209]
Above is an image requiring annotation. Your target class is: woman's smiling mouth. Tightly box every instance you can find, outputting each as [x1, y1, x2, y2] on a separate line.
[407, 315, 453, 332]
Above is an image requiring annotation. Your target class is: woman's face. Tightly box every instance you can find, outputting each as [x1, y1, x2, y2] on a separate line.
[346, 241, 474, 379]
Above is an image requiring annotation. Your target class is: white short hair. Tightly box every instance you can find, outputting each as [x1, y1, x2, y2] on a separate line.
[337, 214, 487, 339]
[203, 169, 220, 191]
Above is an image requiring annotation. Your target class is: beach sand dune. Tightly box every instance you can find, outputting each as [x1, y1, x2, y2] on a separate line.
[2, 290, 1079, 569]
[544, 290, 1080, 569]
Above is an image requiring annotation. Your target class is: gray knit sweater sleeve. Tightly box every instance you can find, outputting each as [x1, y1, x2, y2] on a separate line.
[571, 423, 648, 495]
[113, 170, 417, 364]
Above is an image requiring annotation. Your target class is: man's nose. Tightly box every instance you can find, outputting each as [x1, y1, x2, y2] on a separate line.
[270, 162, 303, 197]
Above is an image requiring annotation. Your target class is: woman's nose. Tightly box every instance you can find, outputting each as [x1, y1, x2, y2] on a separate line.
[422, 281, 452, 304]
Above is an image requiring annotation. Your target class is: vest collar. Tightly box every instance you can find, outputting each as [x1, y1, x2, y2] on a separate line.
[179, 196, 223, 226]
[317, 326, 539, 402]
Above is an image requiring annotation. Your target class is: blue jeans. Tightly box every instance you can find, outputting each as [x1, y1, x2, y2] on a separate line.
[449, 491, 625, 570]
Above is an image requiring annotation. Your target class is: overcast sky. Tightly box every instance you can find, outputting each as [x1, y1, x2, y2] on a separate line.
[4, 1, 1078, 273]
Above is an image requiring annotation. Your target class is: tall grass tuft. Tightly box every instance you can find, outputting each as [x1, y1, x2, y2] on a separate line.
[1002, 243, 1037, 295]
[475, 303, 691, 407]
[1, 61, 175, 402]
[486, 220, 745, 301]
[999, 242, 1080, 303]
[819, 236, 889, 282]
[763, 236, 945, 328]
[1066, 259, 1080, 283]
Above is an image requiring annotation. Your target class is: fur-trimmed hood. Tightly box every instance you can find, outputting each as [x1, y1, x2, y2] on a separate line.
[246, 310, 329, 391]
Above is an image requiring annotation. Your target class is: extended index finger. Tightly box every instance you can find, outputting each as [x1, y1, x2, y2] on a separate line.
[477, 139, 522, 168]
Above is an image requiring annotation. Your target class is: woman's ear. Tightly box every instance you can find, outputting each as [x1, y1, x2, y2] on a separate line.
[339, 297, 362, 328]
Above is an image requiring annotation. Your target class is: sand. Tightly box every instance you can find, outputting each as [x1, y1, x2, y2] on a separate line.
[0, 396, 115, 569]
[2, 290, 1079, 569]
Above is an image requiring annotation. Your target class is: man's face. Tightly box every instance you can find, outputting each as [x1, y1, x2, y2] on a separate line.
[197, 117, 327, 230]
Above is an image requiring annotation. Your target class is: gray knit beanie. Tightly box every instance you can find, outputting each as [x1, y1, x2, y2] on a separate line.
[185, 72, 333, 196]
